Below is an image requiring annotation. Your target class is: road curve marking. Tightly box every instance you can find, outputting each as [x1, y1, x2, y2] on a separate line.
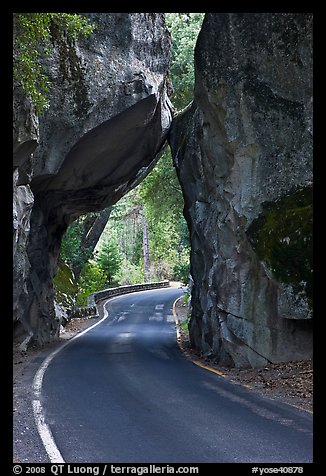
[32, 399, 64, 463]
[32, 301, 112, 463]
[190, 359, 225, 376]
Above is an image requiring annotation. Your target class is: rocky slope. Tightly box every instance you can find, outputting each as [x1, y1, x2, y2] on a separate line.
[169, 13, 313, 367]
[13, 13, 172, 346]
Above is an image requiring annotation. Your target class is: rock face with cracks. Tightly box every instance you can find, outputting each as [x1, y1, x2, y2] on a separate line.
[169, 13, 312, 368]
[14, 12, 313, 368]
[13, 89, 39, 338]
[13, 13, 172, 346]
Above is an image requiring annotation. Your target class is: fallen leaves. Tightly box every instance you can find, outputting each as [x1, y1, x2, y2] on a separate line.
[175, 300, 313, 412]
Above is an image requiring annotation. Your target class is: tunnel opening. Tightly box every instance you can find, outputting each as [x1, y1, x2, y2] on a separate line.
[53, 13, 204, 319]
[56, 146, 190, 311]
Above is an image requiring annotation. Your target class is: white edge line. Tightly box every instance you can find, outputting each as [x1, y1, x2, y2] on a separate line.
[32, 300, 111, 463]
[172, 295, 183, 341]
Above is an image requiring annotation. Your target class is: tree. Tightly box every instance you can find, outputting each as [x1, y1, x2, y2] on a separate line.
[138, 149, 184, 224]
[165, 13, 204, 110]
[73, 208, 112, 279]
[60, 208, 111, 279]
[99, 190, 144, 264]
[96, 241, 123, 286]
[13, 13, 95, 115]
[60, 217, 85, 271]
[76, 261, 107, 306]
[142, 214, 150, 282]
[138, 147, 190, 283]
[132, 14, 204, 283]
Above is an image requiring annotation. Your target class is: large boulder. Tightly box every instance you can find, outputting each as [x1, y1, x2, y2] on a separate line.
[13, 90, 39, 341]
[169, 13, 313, 367]
[13, 13, 172, 345]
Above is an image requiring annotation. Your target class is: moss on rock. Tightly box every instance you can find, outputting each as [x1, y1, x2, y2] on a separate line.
[247, 187, 312, 308]
[53, 259, 78, 308]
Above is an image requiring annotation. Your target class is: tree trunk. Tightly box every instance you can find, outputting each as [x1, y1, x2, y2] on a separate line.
[74, 207, 112, 279]
[142, 213, 150, 282]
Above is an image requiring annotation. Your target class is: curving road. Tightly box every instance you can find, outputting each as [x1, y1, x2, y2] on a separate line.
[39, 287, 313, 463]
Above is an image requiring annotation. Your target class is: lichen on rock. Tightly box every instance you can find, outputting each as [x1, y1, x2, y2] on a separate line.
[247, 186, 313, 315]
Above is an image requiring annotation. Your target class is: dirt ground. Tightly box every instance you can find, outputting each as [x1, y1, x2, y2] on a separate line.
[13, 316, 98, 383]
[174, 298, 313, 414]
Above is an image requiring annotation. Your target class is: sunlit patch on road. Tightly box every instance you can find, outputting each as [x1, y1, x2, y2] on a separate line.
[149, 313, 163, 322]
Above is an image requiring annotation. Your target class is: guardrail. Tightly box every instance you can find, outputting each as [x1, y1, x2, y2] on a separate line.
[88, 280, 170, 306]
[67, 306, 97, 320]
[65, 281, 170, 321]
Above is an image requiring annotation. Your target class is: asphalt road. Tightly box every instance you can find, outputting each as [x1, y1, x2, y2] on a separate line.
[40, 287, 313, 463]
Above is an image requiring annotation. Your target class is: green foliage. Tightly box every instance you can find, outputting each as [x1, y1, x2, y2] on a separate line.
[96, 241, 123, 286]
[173, 258, 190, 285]
[13, 13, 95, 115]
[139, 149, 184, 223]
[53, 259, 78, 308]
[247, 187, 313, 307]
[95, 192, 149, 284]
[138, 150, 190, 283]
[165, 13, 204, 110]
[60, 213, 112, 306]
[114, 259, 145, 286]
[60, 215, 96, 274]
[95, 180, 190, 285]
[178, 294, 191, 335]
[183, 292, 191, 307]
[180, 320, 190, 335]
[76, 261, 107, 306]
[104, 191, 144, 265]
[60, 219, 84, 267]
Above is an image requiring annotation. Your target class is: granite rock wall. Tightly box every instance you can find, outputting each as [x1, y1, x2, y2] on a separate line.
[169, 13, 313, 367]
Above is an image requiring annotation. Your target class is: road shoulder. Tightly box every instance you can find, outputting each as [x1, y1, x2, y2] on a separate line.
[13, 315, 102, 463]
[13, 296, 312, 462]
[173, 296, 313, 414]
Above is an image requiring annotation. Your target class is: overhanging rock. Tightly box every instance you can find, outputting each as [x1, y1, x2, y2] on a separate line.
[13, 13, 172, 345]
